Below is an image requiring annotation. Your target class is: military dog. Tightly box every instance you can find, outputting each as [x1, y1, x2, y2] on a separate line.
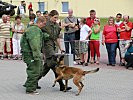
[52, 56, 99, 96]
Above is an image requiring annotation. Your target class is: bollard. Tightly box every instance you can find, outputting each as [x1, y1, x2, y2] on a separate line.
[55, 53, 74, 66]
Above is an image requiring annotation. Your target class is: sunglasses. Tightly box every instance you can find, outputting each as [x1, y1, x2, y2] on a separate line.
[109, 20, 114, 21]
[94, 19, 99, 21]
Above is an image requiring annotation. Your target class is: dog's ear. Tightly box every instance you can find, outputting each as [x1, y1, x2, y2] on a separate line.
[59, 55, 64, 62]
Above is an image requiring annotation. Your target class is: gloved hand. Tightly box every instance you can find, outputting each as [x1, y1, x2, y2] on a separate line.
[61, 50, 65, 54]
[31, 60, 34, 62]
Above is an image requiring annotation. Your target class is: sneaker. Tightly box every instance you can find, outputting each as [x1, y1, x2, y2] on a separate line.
[13, 56, 18, 60]
[0, 55, 4, 60]
[8, 55, 11, 60]
[23, 84, 41, 89]
[127, 67, 133, 70]
[78, 61, 84, 65]
[84, 63, 88, 66]
[73, 61, 77, 65]
[96, 61, 100, 65]
[111, 64, 115, 66]
[120, 63, 125, 66]
[18, 57, 22, 60]
[107, 64, 112, 66]
[90, 61, 94, 64]
[26, 91, 39, 95]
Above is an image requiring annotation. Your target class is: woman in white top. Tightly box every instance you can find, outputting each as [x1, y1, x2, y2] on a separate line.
[12, 16, 25, 60]
[79, 18, 92, 66]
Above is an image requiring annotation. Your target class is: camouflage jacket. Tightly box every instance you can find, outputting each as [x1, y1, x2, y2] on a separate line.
[41, 20, 61, 58]
[20, 25, 49, 60]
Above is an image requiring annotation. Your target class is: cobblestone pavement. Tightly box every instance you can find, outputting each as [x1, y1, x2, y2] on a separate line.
[0, 39, 133, 100]
[0, 56, 133, 100]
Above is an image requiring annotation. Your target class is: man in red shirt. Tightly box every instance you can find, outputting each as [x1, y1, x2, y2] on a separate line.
[118, 15, 133, 66]
[86, 10, 96, 62]
[115, 13, 122, 65]
[86, 10, 96, 28]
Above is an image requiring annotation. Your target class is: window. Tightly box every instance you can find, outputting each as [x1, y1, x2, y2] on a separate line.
[38, 2, 45, 12]
[62, 2, 69, 13]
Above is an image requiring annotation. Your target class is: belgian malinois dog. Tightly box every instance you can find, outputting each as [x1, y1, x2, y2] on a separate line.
[52, 56, 99, 96]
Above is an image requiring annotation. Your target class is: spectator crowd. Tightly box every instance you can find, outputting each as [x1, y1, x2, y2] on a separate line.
[0, 8, 133, 69]
[0, 0, 133, 95]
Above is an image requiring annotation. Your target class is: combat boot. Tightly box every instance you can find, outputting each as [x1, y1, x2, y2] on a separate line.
[60, 84, 72, 91]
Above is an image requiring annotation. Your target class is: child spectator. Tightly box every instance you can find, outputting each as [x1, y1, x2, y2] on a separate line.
[79, 18, 92, 66]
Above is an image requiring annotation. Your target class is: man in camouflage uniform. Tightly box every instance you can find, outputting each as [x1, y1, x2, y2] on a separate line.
[38, 10, 72, 91]
[20, 16, 49, 95]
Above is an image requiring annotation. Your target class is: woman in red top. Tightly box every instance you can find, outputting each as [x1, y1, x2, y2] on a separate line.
[102, 17, 118, 66]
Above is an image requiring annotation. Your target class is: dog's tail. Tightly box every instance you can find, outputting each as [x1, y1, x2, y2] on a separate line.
[83, 68, 99, 75]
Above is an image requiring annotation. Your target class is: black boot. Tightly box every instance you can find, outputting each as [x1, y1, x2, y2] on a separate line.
[59, 82, 72, 91]
[36, 83, 41, 89]
[60, 86, 72, 91]
[37, 76, 42, 89]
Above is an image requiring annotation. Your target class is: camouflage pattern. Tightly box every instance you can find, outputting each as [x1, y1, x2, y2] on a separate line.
[20, 25, 49, 92]
[39, 21, 64, 87]
[41, 20, 61, 59]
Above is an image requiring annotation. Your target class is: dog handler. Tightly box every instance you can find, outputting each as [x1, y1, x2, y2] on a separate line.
[38, 10, 72, 91]
[21, 16, 49, 95]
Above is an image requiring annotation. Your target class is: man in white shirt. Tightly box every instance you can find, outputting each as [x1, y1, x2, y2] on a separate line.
[17, 0, 26, 18]
[115, 13, 122, 26]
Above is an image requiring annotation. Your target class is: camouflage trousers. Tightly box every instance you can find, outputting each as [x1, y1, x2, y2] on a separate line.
[22, 52, 43, 92]
[38, 56, 64, 86]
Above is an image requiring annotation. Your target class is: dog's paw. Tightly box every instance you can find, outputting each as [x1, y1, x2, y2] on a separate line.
[52, 84, 55, 87]
[63, 90, 67, 92]
[75, 93, 79, 96]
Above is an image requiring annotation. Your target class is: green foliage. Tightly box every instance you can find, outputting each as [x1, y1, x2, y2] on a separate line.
[100, 18, 108, 30]
[10, 16, 133, 30]
[10, 16, 29, 27]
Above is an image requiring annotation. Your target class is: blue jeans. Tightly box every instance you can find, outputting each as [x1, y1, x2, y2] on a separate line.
[105, 43, 117, 64]
[64, 32, 75, 60]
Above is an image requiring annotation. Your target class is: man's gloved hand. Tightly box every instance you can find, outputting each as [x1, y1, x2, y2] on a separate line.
[31, 60, 34, 62]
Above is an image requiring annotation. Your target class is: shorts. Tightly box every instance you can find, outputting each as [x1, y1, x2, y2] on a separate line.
[119, 40, 131, 58]
[79, 41, 88, 54]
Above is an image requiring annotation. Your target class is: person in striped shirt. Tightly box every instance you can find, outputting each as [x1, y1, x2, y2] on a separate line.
[0, 15, 12, 60]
